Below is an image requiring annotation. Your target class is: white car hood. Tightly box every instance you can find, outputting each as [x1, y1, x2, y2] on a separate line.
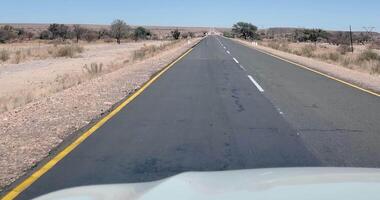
[33, 168, 380, 200]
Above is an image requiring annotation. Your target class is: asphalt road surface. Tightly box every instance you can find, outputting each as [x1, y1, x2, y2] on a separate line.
[14, 35, 380, 199]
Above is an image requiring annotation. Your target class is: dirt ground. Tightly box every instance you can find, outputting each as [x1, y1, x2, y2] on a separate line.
[0, 38, 201, 191]
[0, 40, 171, 112]
[235, 39, 380, 93]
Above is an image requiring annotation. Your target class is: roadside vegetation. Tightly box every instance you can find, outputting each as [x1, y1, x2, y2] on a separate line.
[226, 21, 380, 74]
[0, 20, 200, 66]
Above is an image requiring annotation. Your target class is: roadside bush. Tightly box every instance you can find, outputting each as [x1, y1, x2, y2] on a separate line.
[300, 44, 316, 57]
[55, 45, 84, 58]
[357, 49, 380, 62]
[369, 40, 380, 50]
[84, 31, 98, 42]
[223, 31, 234, 38]
[0, 49, 10, 62]
[0, 28, 17, 43]
[83, 62, 103, 75]
[133, 27, 151, 41]
[171, 29, 181, 40]
[267, 41, 280, 50]
[14, 50, 25, 64]
[327, 52, 341, 62]
[337, 44, 351, 55]
[39, 30, 53, 40]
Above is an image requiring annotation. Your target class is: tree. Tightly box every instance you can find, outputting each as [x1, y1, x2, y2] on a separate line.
[133, 26, 151, 41]
[97, 29, 109, 39]
[73, 25, 86, 43]
[39, 30, 52, 40]
[171, 29, 181, 40]
[0, 26, 17, 43]
[302, 29, 328, 46]
[110, 19, 130, 44]
[48, 24, 70, 40]
[232, 22, 258, 40]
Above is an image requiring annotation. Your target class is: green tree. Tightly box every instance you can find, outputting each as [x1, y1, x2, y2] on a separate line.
[171, 29, 181, 40]
[302, 29, 328, 45]
[232, 22, 258, 40]
[111, 19, 130, 44]
[133, 26, 151, 41]
[48, 24, 70, 40]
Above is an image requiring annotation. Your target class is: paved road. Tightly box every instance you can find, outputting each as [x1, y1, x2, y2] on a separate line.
[14, 36, 380, 199]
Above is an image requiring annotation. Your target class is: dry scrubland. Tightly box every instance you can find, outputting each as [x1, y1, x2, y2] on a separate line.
[262, 40, 380, 74]
[235, 39, 380, 92]
[0, 40, 176, 113]
[0, 38, 201, 191]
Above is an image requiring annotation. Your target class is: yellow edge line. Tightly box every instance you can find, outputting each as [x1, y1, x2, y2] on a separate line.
[236, 40, 380, 97]
[1, 44, 196, 200]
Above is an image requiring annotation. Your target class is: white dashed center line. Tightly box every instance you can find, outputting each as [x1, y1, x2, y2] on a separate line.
[233, 57, 239, 64]
[226, 50, 230, 54]
[248, 75, 264, 92]
[239, 65, 247, 71]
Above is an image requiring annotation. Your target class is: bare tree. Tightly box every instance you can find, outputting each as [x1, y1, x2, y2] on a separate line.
[73, 25, 86, 43]
[110, 19, 130, 44]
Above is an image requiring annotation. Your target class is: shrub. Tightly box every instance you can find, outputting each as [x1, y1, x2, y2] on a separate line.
[267, 41, 280, 50]
[84, 31, 98, 42]
[14, 50, 24, 64]
[171, 29, 181, 40]
[55, 45, 84, 58]
[83, 62, 103, 75]
[371, 61, 380, 74]
[223, 31, 234, 38]
[369, 40, 380, 50]
[39, 30, 53, 40]
[133, 27, 151, 41]
[0, 49, 10, 62]
[48, 24, 70, 40]
[300, 44, 316, 57]
[337, 44, 351, 55]
[328, 52, 341, 62]
[0, 28, 17, 43]
[357, 50, 380, 62]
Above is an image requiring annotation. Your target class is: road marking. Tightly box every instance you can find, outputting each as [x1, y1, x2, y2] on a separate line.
[226, 50, 230, 54]
[233, 57, 239, 64]
[0, 42, 200, 200]
[239, 64, 247, 71]
[248, 75, 264, 92]
[223, 46, 226, 49]
[236, 41, 380, 97]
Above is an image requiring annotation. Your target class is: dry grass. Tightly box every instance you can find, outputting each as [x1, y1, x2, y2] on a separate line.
[0, 49, 10, 62]
[262, 40, 380, 74]
[54, 45, 84, 58]
[132, 40, 180, 61]
[0, 40, 180, 113]
[0, 43, 85, 64]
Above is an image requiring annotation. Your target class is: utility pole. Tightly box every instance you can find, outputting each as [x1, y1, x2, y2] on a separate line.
[349, 25, 354, 53]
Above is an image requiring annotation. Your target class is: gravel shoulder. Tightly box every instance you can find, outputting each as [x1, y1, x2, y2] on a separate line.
[234, 39, 380, 94]
[0, 38, 201, 192]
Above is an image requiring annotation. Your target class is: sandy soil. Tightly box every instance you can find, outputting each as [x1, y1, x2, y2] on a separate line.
[0, 38, 201, 191]
[0, 41, 170, 112]
[234, 39, 380, 93]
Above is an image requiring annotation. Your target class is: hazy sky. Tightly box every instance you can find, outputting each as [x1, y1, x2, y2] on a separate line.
[1, 0, 379, 31]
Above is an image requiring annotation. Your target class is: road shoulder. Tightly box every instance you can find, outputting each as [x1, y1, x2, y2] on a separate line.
[233, 38, 380, 95]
